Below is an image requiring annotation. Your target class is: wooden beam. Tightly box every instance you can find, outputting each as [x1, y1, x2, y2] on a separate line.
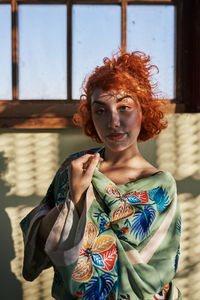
[127, 0, 174, 3]
[159, 101, 186, 114]
[0, 0, 175, 5]
[0, 100, 80, 117]
[0, 103, 187, 129]
[16, 0, 66, 3]
[72, 0, 173, 3]
[0, 117, 76, 128]
[72, 0, 121, 4]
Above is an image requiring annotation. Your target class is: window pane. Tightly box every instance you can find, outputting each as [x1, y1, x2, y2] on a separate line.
[127, 5, 175, 99]
[19, 5, 67, 100]
[72, 5, 121, 99]
[0, 5, 12, 100]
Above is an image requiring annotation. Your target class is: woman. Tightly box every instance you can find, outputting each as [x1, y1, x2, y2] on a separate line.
[20, 51, 182, 300]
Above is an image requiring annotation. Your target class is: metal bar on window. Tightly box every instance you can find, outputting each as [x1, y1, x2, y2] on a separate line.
[175, 0, 182, 104]
[67, 0, 72, 101]
[182, 0, 200, 112]
[11, 0, 18, 100]
[121, 0, 127, 52]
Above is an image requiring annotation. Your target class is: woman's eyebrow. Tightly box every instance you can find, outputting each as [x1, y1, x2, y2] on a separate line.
[92, 95, 133, 106]
[92, 100, 106, 106]
[116, 95, 133, 103]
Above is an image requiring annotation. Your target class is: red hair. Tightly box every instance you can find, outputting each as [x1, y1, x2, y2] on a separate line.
[73, 51, 167, 142]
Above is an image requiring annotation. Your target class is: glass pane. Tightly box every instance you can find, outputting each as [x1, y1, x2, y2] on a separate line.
[19, 5, 67, 100]
[0, 5, 12, 100]
[127, 5, 175, 99]
[72, 5, 121, 99]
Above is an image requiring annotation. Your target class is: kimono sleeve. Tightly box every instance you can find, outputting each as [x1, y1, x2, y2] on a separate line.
[20, 167, 66, 281]
[44, 184, 95, 267]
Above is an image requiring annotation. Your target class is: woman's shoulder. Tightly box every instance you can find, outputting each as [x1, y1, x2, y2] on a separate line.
[155, 170, 176, 184]
[143, 170, 176, 187]
[147, 170, 177, 197]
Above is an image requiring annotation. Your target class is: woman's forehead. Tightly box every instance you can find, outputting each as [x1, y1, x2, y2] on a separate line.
[91, 88, 135, 104]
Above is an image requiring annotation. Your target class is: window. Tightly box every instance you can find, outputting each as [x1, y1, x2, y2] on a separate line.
[0, 0, 199, 129]
[0, 4, 12, 100]
[72, 4, 121, 99]
[18, 5, 67, 100]
[127, 4, 176, 99]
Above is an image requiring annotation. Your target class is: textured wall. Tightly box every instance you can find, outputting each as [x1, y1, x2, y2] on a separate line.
[0, 114, 199, 300]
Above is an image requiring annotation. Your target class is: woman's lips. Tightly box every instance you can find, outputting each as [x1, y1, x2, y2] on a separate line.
[106, 133, 126, 141]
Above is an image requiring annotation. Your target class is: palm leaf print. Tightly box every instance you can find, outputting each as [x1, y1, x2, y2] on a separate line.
[176, 216, 181, 235]
[148, 187, 170, 213]
[130, 206, 156, 240]
[82, 274, 114, 300]
[174, 246, 180, 272]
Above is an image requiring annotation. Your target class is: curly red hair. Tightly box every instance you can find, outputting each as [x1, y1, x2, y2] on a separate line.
[73, 51, 167, 142]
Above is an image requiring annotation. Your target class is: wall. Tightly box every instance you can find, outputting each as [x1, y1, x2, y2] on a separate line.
[0, 114, 199, 300]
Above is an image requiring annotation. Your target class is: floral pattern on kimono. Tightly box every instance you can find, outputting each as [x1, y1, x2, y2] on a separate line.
[20, 147, 182, 300]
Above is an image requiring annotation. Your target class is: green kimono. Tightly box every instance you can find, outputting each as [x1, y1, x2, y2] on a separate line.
[20, 147, 182, 300]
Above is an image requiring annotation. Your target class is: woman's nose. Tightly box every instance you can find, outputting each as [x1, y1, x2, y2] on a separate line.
[108, 111, 120, 128]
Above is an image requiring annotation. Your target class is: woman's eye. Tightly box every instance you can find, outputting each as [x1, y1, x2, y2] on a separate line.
[119, 105, 130, 111]
[95, 108, 105, 115]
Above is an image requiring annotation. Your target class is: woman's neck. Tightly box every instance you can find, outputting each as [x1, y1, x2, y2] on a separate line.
[103, 145, 142, 167]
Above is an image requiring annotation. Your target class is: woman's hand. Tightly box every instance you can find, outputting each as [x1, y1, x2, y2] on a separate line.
[68, 153, 102, 215]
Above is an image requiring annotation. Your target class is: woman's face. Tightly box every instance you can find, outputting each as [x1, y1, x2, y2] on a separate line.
[91, 88, 142, 152]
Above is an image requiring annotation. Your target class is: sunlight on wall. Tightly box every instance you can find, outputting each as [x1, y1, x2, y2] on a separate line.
[156, 114, 200, 180]
[0, 133, 59, 196]
[0, 132, 59, 300]
[0, 125, 199, 300]
[174, 193, 200, 300]
[156, 114, 200, 299]
[6, 206, 54, 300]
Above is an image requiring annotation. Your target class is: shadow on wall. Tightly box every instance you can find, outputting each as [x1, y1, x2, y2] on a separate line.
[0, 120, 200, 300]
[0, 132, 61, 300]
[0, 129, 99, 300]
[0, 152, 23, 300]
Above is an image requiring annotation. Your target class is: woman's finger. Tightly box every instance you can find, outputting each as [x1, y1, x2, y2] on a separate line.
[85, 153, 100, 177]
[73, 153, 96, 165]
[83, 155, 103, 168]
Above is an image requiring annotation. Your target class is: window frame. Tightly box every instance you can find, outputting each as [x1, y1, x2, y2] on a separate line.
[0, 0, 198, 129]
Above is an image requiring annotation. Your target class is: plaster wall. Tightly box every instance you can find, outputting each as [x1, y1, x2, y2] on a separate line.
[0, 113, 199, 300]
